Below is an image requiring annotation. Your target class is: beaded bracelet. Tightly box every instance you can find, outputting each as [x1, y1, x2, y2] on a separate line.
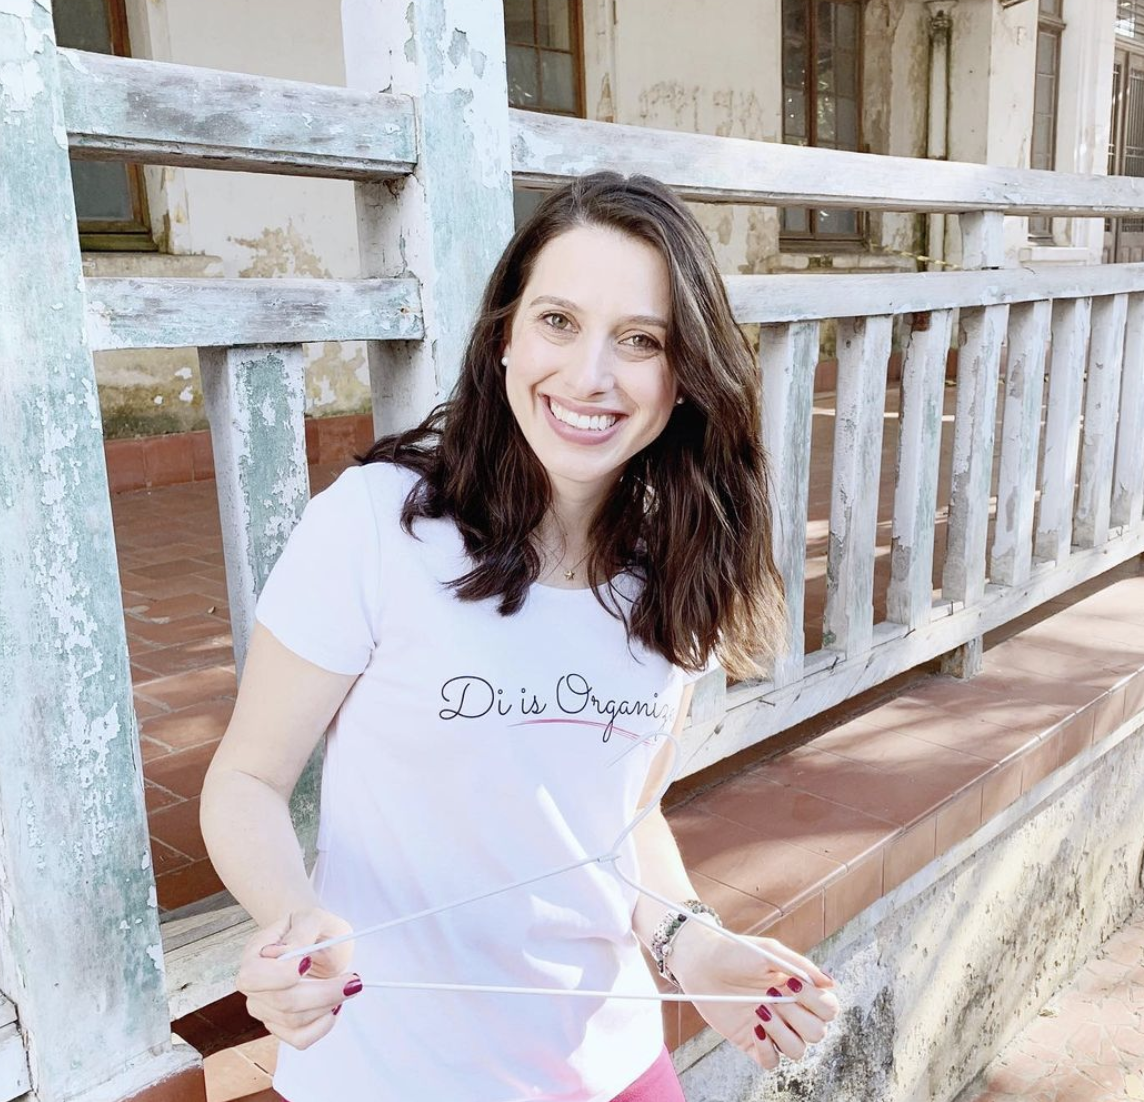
[649, 899, 722, 987]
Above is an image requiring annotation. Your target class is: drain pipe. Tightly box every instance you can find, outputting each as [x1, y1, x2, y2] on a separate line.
[925, 1, 957, 272]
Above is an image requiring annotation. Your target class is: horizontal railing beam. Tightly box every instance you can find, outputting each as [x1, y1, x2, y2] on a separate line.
[85, 277, 423, 350]
[511, 110, 1144, 217]
[724, 264, 1144, 323]
[60, 49, 416, 180]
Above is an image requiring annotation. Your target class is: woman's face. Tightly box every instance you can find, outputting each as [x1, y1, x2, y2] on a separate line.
[502, 224, 679, 502]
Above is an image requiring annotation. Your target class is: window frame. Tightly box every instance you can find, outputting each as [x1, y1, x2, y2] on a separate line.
[780, 0, 867, 249]
[1028, 0, 1065, 243]
[504, 0, 586, 119]
[64, 0, 155, 252]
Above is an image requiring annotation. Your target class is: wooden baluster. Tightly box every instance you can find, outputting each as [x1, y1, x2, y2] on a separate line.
[199, 344, 318, 857]
[991, 299, 1051, 586]
[1075, 293, 1128, 548]
[760, 320, 819, 687]
[823, 314, 894, 657]
[1112, 292, 1144, 529]
[1035, 297, 1093, 564]
[888, 308, 954, 629]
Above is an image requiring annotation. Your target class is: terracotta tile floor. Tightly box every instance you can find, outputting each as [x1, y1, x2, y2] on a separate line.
[115, 462, 346, 913]
[958, 900, 1144, 1102]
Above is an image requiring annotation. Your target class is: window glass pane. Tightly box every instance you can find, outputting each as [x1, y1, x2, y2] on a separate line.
[507, 44, 540, 108]
[536, 0, 572, 50]
[1034, 73, 1056, 118]
[70, 160, 134, 221]
[835, 47, 856, 96]
[818, 207, 858, 235]
[818, 94, 836, 144]
[504, 0, 536, 44]
[53, 0, 114, 51]
[784, 89, 806, 140]
[1040, 0, 1063, 17]
[539, 49, 576, 113]
[782, 207, 810, 233]
[784, 47, 807, 90]
[836, 96, 858, 148]
[1036, 29, 1058, 74]
[513, 187, 547, 230]
[1032, 113, 1053, 161]
[784, 0, 807, 41]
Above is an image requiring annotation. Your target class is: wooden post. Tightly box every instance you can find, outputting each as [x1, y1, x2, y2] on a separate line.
[941, 211, 1006, 678]
[342, 0, 516, 436]
[0, 4, 197, 1098]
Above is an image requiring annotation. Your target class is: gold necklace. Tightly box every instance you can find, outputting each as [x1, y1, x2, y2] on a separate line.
[538, 541, 591, 583]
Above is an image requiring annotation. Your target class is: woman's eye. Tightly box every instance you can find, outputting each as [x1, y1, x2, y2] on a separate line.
[542, 312, 571, 331]
[627, 333, 661, 351]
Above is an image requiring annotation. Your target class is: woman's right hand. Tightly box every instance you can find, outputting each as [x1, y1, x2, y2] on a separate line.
[236, 907, 363, 1051]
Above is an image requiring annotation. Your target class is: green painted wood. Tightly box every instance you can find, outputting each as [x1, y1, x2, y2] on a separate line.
[0, 4, 196, 1098]
[344, 0, 515, 436]
[60, 47, 416, 180]
[85, 276, 423, 351]
[198, 346, 319, 862]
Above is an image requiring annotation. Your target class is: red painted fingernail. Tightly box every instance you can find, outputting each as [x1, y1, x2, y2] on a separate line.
[343, 975, 363, 997]
[297, 956, 312, 976]
[756, 1004, 772, 1022]
[754, 1023, 767, 1041]
[332, 1004, 342, 1016]
[766, 986, 782, 998]
[787, 977, 803, 993]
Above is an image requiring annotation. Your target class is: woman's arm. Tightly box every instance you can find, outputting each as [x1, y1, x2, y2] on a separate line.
[629, 682, 840, 1072]
[200, 621, 358, 927]
[630, 682, 700, 951]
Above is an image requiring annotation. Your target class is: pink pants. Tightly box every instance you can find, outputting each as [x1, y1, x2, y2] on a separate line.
[277, 1048, 684, 1102]
[611, 1046, 685, 1102]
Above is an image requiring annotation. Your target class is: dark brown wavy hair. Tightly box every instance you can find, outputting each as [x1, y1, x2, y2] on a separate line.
[356, 171, 785, 681]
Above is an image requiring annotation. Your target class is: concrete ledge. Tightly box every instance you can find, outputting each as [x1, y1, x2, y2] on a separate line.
[673, 707, 1144, 1100]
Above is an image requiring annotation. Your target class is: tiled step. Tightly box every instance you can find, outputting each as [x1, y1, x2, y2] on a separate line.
[663, 568, 1144, 1050]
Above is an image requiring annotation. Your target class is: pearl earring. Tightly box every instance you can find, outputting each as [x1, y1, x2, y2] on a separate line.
[675, 396, 684, 405]
[501, 356, 508, 366]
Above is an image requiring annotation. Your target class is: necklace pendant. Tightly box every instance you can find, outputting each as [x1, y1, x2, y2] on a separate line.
[563, 568, 575, 580]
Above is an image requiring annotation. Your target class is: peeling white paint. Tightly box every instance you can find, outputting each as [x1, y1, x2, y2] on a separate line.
[147, 885, 158, 909]
[313, 375, 336, 407]
[178, 386, 193, 403]
[153, 394, 163, 405]
[174, 366, 193, 379]
[146, 944, 164, 972]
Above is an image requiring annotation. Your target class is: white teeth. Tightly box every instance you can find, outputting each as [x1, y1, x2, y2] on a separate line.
[548, 397, 618, 432]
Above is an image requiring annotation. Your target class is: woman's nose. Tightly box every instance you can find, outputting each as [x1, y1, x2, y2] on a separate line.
[562, 339, 615, 395]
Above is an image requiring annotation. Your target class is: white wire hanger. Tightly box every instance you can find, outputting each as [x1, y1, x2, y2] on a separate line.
[279, 727, 813, 1006]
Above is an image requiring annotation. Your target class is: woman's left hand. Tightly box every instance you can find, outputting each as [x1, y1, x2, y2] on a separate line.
[668, 919, 840, 1071]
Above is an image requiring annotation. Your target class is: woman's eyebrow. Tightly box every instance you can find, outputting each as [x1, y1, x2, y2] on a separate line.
[528, 295, 668, 330]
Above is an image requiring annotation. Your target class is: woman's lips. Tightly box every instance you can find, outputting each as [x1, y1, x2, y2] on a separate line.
[541, 394, 627, 445]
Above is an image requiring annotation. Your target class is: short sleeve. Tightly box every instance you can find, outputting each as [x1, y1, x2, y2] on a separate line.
[254, 465, 382, 675]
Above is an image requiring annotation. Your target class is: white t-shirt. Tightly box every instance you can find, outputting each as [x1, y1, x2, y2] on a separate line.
[253, 461, 718, 1102]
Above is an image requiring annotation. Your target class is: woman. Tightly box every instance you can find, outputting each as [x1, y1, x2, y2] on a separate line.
[200, 171, 840, 1102]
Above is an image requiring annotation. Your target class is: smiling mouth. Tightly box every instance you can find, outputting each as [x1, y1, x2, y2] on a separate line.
[544, 395, 627, 432]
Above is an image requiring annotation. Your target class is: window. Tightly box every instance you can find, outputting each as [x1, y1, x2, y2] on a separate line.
[53, 0, 154, 250]
[1117, 0, 1144, 41]
[504, 0, 583, 116]
[1028, 0, 1064, 241]
[781, 0, 864, 244]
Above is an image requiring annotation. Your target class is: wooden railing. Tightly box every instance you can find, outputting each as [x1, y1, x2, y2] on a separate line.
[2, 3, 1142, 1097]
